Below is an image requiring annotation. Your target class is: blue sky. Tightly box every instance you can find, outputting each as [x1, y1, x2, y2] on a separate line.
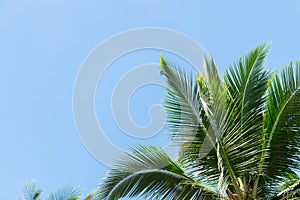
[1, 1, 300, 199]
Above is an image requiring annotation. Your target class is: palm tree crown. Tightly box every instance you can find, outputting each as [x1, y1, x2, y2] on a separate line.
[92, 43, 300, 200]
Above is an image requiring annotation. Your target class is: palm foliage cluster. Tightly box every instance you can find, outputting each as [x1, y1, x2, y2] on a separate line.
[21, 180, 82, 200]
[90, 43, 300, 200]
[23, 44, 299, 200]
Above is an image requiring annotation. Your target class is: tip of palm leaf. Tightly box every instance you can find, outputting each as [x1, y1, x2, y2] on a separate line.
[160, 54, 167, 67]
[259, 41, 272, 51]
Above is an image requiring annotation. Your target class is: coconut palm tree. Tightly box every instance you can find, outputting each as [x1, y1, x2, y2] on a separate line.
[21, 180, 82, 200]
[91, 43, 300, 200]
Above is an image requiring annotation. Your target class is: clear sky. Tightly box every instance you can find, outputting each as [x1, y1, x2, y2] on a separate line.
[1, 1, 300, 199]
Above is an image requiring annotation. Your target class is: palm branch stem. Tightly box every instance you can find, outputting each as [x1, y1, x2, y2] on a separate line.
[218, 140, 244, 200]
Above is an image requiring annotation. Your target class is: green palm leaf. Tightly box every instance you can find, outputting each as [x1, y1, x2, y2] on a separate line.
[93, 145, 219, 200]
[160, 56, 207, 143]
[160, 56, 219, 185]
[46, 187, 81, 200]
[271, 179, 300, 200]
[260, 62, 300, 185]
[223, 44, 270, 179]
[22, 181, 42, 200]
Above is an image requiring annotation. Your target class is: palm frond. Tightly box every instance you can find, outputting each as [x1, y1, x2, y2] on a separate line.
[160, 55, 207, 143]
[225, 43, 270, 160]
[261, 61, 300, 184]
[106, 169, 217, 200]
[271, 179, 300, 200]
[22, 180, 42, 200]
[160, 56, 220, 185]
[93, 145, 219, 200]
[46, 186, 81, 200]
[223, 43, 270, 178]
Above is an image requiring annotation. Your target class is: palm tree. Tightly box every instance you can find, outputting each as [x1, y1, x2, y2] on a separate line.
[21, 180, 82, 200]
[91, 43, 300, 200]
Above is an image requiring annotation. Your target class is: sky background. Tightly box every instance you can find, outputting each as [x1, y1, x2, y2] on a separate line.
[1, 1, 300, 199]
